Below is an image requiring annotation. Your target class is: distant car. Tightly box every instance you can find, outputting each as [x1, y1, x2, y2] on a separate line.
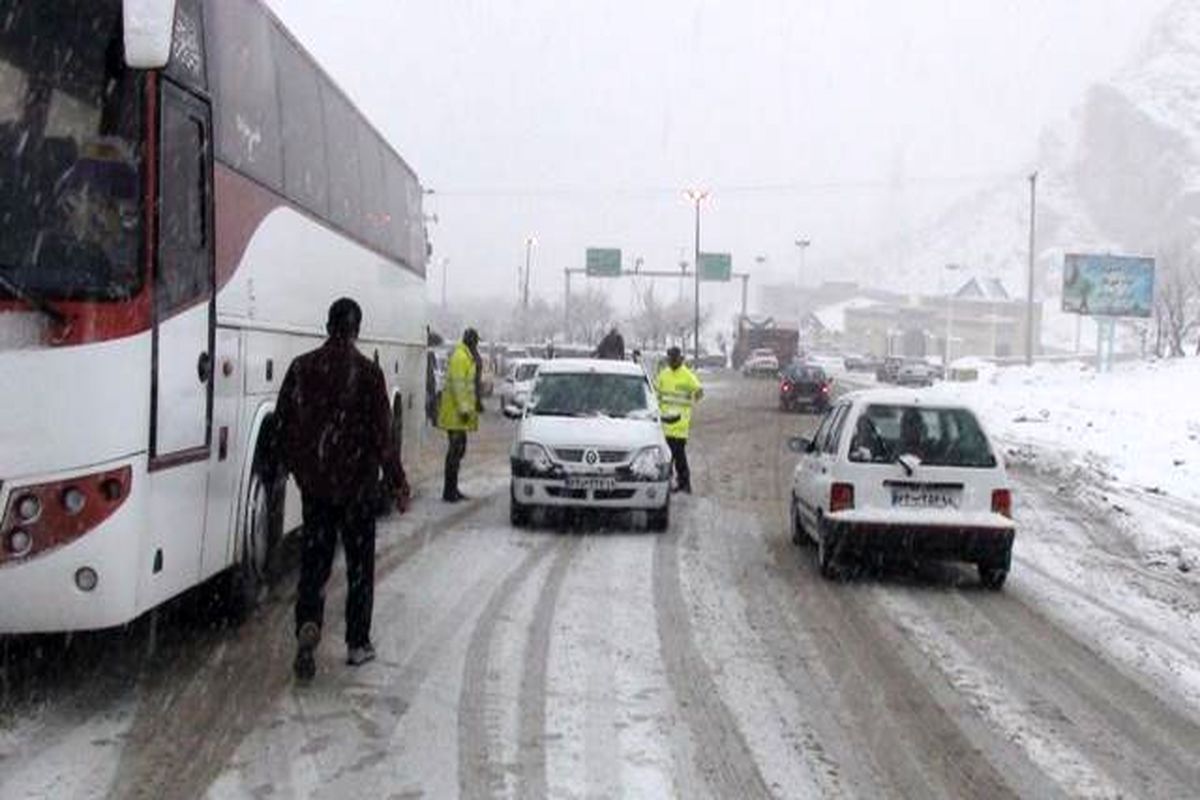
[497, 358, 543, 415]
[875, 356, 904, 383]
[895, 360, 938, 387]
[779, 364, 832, 413]
[508, 358, 672, 530]
[844, 353, 882, 373]
[787, 390, 1015, 588]
[742, 348, 780, 377]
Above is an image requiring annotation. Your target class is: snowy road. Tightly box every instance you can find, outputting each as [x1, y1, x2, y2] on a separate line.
[3, 375, 1200, 799]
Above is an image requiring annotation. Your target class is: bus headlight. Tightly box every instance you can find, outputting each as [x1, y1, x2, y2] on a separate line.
[62, 487, 87, 515]
[15, 494, 42, 522]
[7, 529, 33, 557]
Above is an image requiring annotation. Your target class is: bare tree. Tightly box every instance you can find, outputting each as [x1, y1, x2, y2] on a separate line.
[1154, 243, 1200, 357]
[569, 286, 615, 345]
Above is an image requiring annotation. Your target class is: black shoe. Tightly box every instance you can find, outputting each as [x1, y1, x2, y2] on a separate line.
[294, 621, 321, 681]
[347, 643, 377, 667]
[443, 490, 468, 503]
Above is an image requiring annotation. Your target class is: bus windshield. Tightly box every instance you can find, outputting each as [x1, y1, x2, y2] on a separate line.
[0, 0, 143, 302]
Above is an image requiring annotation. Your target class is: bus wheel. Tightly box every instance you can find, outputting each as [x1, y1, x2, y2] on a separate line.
[230, 465, 283, 621]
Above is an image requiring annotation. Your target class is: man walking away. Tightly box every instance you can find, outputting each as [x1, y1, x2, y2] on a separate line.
[655, 346, 704, 493]
[276, 298, 410, 681]
[439, 328, 481, 502]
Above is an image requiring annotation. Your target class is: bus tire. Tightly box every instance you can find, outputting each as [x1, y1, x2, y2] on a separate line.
[229, 459, 284, 622]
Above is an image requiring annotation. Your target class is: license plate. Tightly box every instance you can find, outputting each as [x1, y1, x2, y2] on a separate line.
[566, 477, 617, 491]
[891, 487, 960, 509]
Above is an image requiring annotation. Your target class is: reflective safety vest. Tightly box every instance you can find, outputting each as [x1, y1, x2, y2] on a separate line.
[438, 342, 479, 432]
[655, 365, 702, 439]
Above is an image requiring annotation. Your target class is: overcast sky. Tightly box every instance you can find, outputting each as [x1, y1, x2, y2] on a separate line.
[266, 0, 1173, 311]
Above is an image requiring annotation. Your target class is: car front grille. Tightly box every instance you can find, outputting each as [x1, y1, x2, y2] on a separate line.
[553, 448, 630, 464]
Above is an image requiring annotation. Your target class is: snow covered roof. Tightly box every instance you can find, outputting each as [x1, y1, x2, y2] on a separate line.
[812, 297, 881, 333]
[954, 277, 1011, 301]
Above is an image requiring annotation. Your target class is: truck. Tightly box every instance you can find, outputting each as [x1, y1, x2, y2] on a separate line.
[733, 318, 800, 369]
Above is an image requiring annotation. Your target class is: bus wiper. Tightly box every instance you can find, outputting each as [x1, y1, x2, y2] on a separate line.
[0, 270, 67, 325]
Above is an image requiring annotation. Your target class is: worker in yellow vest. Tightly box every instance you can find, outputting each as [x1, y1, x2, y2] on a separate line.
[438, 328, 481, 501]
[655, 346, 704, 493]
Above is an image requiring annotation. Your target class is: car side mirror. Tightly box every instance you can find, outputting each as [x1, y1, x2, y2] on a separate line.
[502, 405, 523, 420]
[787, 436, 813, 454]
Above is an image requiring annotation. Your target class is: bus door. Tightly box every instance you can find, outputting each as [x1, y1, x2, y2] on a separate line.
[151, 80, 214, 465]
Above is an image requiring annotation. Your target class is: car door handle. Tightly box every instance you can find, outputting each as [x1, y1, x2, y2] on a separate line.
[197, 351, 212, 383]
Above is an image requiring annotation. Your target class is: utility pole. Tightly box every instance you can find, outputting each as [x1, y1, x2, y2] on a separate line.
[1026, 172, 1037, 366]
[563, 268, 571, 341]
[440, 258, 449, 310]
[685, 189, 709, 362]
[794, 238, 811, 334]
[523, 236, 537, 310]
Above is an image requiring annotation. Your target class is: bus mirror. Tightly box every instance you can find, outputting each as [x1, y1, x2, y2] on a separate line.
[124, 0, 178, 69]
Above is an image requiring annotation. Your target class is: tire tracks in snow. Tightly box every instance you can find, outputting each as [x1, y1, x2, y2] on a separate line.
[516, 537, 580, 799]
[652, 524, 775, 799]
[456, 537, 560, 799]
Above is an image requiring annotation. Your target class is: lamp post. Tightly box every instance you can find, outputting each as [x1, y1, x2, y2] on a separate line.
[944, 263, 962, 371]
[522, 236, 537, 310]
[794, 238, 811, 333]
[685, 188, 709, 361]
[440, 257, 449, 309]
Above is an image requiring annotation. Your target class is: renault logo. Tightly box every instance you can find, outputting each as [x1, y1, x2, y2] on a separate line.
[584, 449, 600, 466]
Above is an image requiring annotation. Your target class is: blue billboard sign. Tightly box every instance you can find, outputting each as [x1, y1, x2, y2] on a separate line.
[1062, 253, 1155, 318]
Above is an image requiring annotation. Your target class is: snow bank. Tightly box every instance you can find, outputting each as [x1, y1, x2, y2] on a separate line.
[928, 357, 1200, 564]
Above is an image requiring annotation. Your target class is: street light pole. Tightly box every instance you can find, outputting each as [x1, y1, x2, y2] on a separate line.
[440, 258, 449, 310]
[685, 189, 709, 362]
[794, 238, 811, 332]
[523, 236, 537, 310]
[1025, 172, 1038, 366]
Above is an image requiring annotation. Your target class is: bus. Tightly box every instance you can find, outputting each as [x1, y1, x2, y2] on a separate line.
[0, 0, 429, 633]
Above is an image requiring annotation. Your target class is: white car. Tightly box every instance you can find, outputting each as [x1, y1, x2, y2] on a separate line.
[788, 389, 1015, 588]
[742, 348, 780, 377]
[508, 359, 673, 530]
[497, 358, 543, 415]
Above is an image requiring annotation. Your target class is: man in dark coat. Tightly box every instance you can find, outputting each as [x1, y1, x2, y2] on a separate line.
[275, 298, 410, 680]
[595, 325, 625, 360]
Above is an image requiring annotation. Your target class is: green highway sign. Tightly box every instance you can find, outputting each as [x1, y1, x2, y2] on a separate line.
[698, 252, 732, 282]
[586, 248, 622, 277]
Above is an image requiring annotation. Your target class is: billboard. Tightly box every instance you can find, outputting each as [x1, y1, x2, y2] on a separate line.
[1062, 253, 1155, 318]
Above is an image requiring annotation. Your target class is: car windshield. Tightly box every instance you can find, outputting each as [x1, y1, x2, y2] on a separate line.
[784, 366, 825, 382]
[848, 404, 997, 468]
[0, 0, 143, 301]
[529, 372, 651, 418]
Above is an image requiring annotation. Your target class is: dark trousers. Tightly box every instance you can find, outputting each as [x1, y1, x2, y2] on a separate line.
[295, 495, 375, 649]
[666, 436, 690, 491]
[444, 431, 468, 498]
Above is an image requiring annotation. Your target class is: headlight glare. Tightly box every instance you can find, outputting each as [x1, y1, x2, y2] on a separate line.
[631, 446, 668, 480]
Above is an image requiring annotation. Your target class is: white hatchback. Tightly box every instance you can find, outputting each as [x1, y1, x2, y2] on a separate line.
[788, 389, 1015, 588]
[508, 359, 673, 530]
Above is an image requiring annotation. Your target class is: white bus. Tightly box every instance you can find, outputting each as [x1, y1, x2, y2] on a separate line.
[0, 0, 428, 633]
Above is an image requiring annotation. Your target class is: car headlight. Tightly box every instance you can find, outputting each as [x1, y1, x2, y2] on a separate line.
[630, 445, 670, 480]
[519, 442, 554, 474]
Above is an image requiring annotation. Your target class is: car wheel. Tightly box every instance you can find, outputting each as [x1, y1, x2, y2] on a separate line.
[510, 488, 532, 528]
[817, 518, 840, 579]
[789, 499, 808, 546]
[648, 501, 670, 532]
[978, 547, 1012, 590]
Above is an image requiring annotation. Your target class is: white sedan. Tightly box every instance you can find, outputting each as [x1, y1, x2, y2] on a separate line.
[788, 389, 1015, 588]
[742, 348, 780, 377]
[496, 358, 543, 415]
[508, 359, 673, 530]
